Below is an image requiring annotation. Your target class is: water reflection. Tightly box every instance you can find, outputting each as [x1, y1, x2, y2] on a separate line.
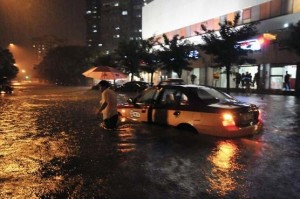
[117, 124, 137, 153]
[0, 87, 82, 198]
[207, 141, 241, 196]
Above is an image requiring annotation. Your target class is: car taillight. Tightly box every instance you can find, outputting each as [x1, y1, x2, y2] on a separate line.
[222, 113, 235, 126]
[222, 113, 238, 131]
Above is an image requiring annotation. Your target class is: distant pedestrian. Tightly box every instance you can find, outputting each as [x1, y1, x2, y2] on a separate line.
[253, 71, 260, 89]
[243, 72, 252, 94]
[235, 72, 241, 88]
[284, 71, 291, 90]
[241, 73, 245, 88]
[191, 74, 197, 84]
[97, 80, 119, 130]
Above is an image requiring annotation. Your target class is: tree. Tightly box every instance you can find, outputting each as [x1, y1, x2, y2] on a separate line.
[90, 52, 118, 68]
[0, 48, 18, 84]
[36, 46, 92, 85]
[139, 36, 160, 85]
[158, 34, 194, 78]
[116, 39, 141, 81]
[197, 13, 258, 94]
[286, 20, 300, 56]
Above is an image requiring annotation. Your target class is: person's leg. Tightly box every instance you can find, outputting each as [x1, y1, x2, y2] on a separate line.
[103, 119, 111, 129]
[110, 114, 119, 129]
[103, 114, 119, 129]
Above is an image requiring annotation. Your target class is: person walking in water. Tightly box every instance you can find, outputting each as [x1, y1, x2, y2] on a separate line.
[284, 71, 291, 91]
[97, 80, 119, 130]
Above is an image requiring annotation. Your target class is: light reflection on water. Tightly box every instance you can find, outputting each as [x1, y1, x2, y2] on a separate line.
[117, 127, 136, 153]
[0, 86, 90, 198]
[207, 141, 241, 197]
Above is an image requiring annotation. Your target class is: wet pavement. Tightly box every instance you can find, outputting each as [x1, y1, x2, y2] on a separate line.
[0, 85, 299, 199]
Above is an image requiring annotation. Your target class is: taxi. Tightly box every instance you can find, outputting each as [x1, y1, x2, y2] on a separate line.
[117, 85, 263, 137]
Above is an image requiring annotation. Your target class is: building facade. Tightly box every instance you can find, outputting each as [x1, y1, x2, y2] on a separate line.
[142, 0, 300, 92]
[32, 35, 66, 63]
[85, 0, 152, 54]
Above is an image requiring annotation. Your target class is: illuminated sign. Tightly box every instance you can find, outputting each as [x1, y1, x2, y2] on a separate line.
[188, 50, 199, 59]
[236, 39, 262, 51]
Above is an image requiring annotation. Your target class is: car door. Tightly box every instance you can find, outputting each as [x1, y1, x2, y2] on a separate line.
[152, 88, 192, 126]
[128, 88, 159, 122]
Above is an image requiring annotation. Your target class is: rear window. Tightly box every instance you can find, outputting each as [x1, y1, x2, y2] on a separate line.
[196, 87, 236, 104]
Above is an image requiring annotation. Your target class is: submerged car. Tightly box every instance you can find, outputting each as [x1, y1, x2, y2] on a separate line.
[117, 85, 263, 137]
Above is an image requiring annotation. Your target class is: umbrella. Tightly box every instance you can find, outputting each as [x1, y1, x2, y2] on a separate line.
[83, 66, 127, 80]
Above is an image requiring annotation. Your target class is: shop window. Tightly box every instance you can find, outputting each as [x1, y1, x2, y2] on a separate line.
[271, 67, 284, 76]
[270, 76, 283, 89]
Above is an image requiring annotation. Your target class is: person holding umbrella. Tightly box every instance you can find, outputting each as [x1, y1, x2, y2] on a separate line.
[97, 80, 119, 130]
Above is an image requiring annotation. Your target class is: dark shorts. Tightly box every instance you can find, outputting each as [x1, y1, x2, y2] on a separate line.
[103, 114, 119, 129]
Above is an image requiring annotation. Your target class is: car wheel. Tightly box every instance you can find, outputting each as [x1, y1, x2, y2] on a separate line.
[177, 124, 198, 134]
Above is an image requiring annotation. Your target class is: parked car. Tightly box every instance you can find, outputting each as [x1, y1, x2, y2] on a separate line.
[117, 84, 263, 137]
[116, 81, 150, 92]
[0, 84, 13, 94]
[158, 78, 185, 85]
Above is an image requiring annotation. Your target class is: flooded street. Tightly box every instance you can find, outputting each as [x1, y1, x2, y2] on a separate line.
[0, 85, 299, 199]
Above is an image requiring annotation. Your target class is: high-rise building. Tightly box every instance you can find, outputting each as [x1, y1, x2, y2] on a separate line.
[32, 35, 66, 63]
[85, 0, 152, 54]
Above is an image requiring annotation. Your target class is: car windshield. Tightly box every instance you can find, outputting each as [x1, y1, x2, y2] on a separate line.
[196, 87, 237, 104]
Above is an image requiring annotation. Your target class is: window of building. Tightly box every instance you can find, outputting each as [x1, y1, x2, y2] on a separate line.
[114, 3, 119, 6]
[86, 10, 92, 14]
[270, 0, 281, 17]
[122, 11, 128, 15]
[293, 0, 300, 12]
[260, 2, 271, 19]
[243, 8, 251, 20]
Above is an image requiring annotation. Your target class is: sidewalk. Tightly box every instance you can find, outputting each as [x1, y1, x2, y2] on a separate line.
[218, 87, 297, 96]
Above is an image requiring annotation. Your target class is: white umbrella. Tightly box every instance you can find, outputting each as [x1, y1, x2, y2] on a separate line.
[83, 66, 127, 80]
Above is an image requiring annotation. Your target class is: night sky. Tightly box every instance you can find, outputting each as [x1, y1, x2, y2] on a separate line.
[0, 0, 86, 48]
[0, 0, 86, 72]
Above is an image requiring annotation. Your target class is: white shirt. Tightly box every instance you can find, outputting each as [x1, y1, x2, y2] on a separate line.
[100, 88, 118, 120]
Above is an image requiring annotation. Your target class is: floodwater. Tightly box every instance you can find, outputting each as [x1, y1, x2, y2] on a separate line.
[0, 85, 299, 199]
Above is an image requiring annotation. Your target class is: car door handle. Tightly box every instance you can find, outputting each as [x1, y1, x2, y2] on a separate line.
[173, 111, 181, 116]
